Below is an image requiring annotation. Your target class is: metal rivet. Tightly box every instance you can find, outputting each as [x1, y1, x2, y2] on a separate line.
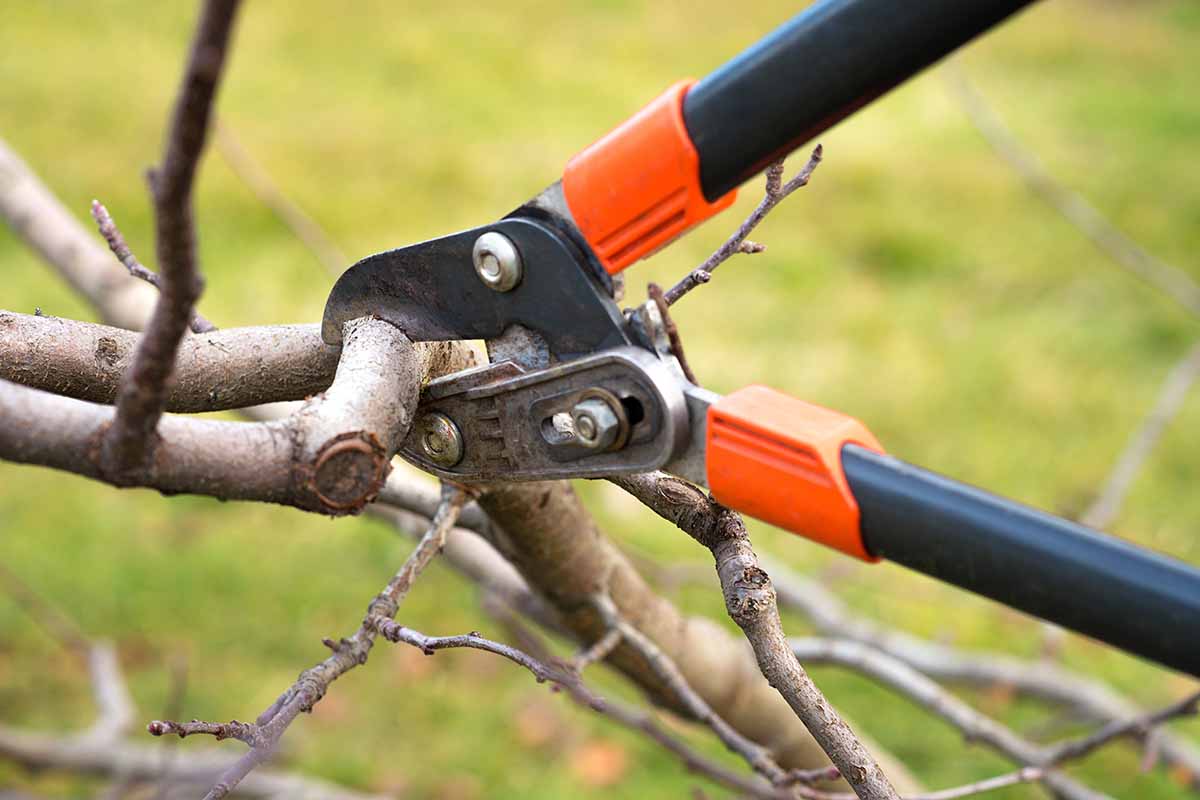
[472, 232, 523, 292]
[571, 398, 620, 451]
[417, 412, 464, 467]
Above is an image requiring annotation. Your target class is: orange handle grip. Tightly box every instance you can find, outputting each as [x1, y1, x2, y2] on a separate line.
[561, 81, 737, 275]
[706, 386, 884, 560]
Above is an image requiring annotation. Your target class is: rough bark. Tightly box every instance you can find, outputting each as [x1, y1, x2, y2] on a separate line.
[478, 481, 842, 774]
[0, 311, 338, 411]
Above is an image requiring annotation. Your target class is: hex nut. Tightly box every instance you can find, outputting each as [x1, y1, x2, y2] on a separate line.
[571, 398, 620, 451]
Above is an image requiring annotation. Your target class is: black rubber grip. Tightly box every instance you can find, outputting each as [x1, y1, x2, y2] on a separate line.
[843, 445, 1200, 677]
[683, 0, 1038, 200]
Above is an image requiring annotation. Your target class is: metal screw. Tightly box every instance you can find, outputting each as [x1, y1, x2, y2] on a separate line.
[472, 231, 523, 292]
[417, 412, 464, 467]
[571, 398, 620, 451]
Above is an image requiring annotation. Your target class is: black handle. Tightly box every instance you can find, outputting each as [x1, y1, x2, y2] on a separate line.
[842, 445, 1200, 677]
[683, 0, 1039, 200]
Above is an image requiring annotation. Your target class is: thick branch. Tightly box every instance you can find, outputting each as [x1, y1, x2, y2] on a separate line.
[0, 311, 338, 411]
[0, 317, 436, 515]
[613, 473, 897, 799]
[101, 0, 242, 477]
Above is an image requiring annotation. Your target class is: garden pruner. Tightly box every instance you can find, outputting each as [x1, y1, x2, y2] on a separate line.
[323, 0, 1200, 677]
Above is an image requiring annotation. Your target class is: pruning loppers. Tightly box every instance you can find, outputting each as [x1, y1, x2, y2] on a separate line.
[324, 0, 1200, 677]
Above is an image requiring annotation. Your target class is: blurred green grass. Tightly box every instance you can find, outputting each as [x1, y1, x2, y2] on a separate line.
[1, 1, 1198, 797]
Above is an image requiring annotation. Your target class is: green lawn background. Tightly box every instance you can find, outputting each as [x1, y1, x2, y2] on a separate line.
[1, 1, 1198, 797]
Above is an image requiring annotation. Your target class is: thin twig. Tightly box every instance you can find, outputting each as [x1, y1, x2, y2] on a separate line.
[148, 486, 468, 799]
[376, 621, 795, 800]
[1080, 340, 1200, 528]
[100, 0, 242, 478]
[613, 472, 900, 799]
[1043, 690, 1200, 766]
[90, 200, 216, 333]
[570, 627, 622, 673]
[664, 145, 821, 305]
[215, 120, 348, 275]
[944, 63, 1200, 318]
[591, 593, 791, 785]
[647, 282, 699, 383]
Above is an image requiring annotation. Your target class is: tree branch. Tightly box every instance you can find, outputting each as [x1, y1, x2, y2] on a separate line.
[0, 316, 439, 515]
[613, 473, 899, 799]
[0, 311, 339, 412]
[149, 487, 467, 799]
[90, 200, 216, 333]
[664, 145, 822, 305]
[100, 0, 242, 478]
[788, 637, 1111, 800]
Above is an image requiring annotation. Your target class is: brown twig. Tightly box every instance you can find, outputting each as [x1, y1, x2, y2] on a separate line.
[89, 201, 216, 333]
[148, 486, 468, 799]
[664, 145, 822, 305]
[376, 620, 798, 800]
[570, 627, 622, 673]
[612, 472, 899, 799]
[100, 0, 242, 479]
[788, 637, 1110, 800]
[647, 282, 699, 383]
[591, 593, 791, 785]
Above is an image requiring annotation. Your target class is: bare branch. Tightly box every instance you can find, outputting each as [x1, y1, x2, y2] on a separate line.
[149, 487, 468, 799]
[1081, 340, 1200, 528]
[477, 480, 870, 780]
[664, 145, 822, 305]
[101, 0, 242, 477]
[944, 64, 1200, 318]
[215, 120, 349, 275]
[570, 627, 622, 673]
[612, 472, 898, 800]
[0, 317, 434, 515]
[0, 311, 338, 412]
[1043, 690, 1200, 766]
[788, 637, 1110, 800]
[591, 593, 791, 785]
[0, 137, 157, 329]
[377, 619, 802, 800]
[90, 200, 216, 333]
[760, 554, 1200, 785]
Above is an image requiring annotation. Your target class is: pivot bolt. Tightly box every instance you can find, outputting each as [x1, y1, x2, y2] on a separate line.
[571, 398, 620, 451]
[417, 412, 464, 467]
[472, 231, 523, 292]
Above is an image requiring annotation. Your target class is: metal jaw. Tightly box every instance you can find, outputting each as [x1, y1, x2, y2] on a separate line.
[321, 216, 629, 361]
[403, 347, 688, 482]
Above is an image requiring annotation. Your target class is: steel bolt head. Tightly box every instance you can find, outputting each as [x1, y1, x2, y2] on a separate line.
[571, 398, 620, 451]
[417, 412, 464, 467]
[472, 231, 523, 292]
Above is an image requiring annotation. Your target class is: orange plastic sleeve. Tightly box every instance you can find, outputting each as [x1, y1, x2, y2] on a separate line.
[561, 81, 737, 275]
[706, 386, 885, 561]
